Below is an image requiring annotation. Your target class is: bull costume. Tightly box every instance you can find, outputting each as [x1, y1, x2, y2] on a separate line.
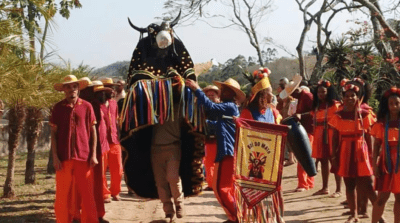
[119, 11, 207, 221]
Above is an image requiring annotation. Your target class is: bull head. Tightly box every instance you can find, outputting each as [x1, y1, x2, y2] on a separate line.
[128, 10, 181, 49]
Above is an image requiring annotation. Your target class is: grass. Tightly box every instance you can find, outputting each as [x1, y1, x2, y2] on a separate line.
[0, 151, 56, 223]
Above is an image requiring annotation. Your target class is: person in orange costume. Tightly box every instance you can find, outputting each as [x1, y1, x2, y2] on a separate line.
[101, 78, 124, 201]
[329, 80, 378, 223]
[50, 75, 99, 223]
[371, 87, 400, 223]
[239, 76, 285, 223]
[310, 80, 342, 197]
[203, 85, 221, 191]
[280, 74, 314, 192]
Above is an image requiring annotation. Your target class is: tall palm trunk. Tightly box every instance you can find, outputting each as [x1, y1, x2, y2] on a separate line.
[25, 107, 43, 184]
[3, 101, 26, 198]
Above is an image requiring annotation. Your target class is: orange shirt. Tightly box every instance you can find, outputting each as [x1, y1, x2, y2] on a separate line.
[328, 110, 375, 135]
[311, 101, 341, 128]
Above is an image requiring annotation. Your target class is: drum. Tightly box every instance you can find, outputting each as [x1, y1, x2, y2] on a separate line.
[281, 117, 317, 177]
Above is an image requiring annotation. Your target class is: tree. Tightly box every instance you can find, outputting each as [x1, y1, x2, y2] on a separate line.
[291, 0, 400, 85]
[163, 0, 276, 66]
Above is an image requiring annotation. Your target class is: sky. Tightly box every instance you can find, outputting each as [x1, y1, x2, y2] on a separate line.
[46, 0, 375, 69]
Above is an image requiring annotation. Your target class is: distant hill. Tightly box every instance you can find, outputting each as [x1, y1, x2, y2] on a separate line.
[91, 61, 130, 80]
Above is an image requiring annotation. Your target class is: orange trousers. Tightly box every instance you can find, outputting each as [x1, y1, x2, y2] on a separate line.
[72, 153, 105, 220]
[213, 156, 237, 221]
[297, 134, 315, 190]
[103, 143, 123, 198]
[204, 138, 217, 188]
[55, 160, 98, 223]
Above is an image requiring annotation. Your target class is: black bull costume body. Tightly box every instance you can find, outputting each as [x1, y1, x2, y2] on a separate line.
[119, 12, 206, 198]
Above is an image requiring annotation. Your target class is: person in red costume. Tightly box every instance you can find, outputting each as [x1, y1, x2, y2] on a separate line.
[310, 80, 342, 197]
[100, 78, 124, 202]
[202, 85, 221, 191]
[280, 74, 315, 192]
[50, 75, 99, 223]
[371, 87, 400, 223]
[329, 80, 377, 223]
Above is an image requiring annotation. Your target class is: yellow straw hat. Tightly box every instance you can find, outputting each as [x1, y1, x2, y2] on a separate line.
[54, 75, 89, 91]
[91, 80, 113, 93]
[213, 78, 246, 103]
[79, 77, 94, 90]
[100, 77, 118, 86]
[202, 85, 220, 96]
[250, 77, 271, 102]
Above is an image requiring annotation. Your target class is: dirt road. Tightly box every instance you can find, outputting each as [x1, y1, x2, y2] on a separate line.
[104, 164, 395, 223]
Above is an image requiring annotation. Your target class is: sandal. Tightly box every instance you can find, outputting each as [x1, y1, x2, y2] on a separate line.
[359, 213, 369, 219]
[283, 160, 296, 167]
[295, 187, 307, 192]
[345, 216, 359, 223]
[312, 189, 329, 196]
[329, 191, 342, 198]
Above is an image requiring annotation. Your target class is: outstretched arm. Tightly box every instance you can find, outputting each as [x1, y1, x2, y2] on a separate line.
[185, 79, 234, 114]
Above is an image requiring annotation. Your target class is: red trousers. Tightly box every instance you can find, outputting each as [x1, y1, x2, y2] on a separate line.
[103, 143, 123, 198]
[55, 160, 98, 223]
[204, 138, 217, 188]
[213, 156, 237, 221]
[297, 134, 315, 189]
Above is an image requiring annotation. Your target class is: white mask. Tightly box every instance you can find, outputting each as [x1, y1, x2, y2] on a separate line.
[156, 30, 172, 49]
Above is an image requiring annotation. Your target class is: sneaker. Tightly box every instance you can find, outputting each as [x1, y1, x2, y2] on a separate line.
[176, 205, 184, 218]
[112, 195, 121, 201]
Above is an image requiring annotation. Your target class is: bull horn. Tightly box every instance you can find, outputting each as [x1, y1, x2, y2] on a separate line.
[170, 9, 182, 28]
[128, 17, 147, 33]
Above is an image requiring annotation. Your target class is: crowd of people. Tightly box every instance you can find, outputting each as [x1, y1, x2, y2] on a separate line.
[187, 68, 400, 223]
[48, 68, 400, 223]
[50, 75, 126, 223]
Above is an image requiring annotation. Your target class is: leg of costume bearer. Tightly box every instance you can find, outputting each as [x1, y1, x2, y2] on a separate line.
[73, 160, 98, 223]
[204, 140, 217, 188]
[102, 152, 111, 199]
[55, 160, 74, 223]
[109, 144, 123, 197]
[151, 149, 174, 215]
[93, 151, 105, 218]
[212, 156, 237, 221]
[166, 146, 183, 207]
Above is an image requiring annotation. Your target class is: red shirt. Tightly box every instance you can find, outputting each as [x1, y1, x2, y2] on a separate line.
[92, 100, 110, 154]
[295, 91, 314, 134]
[50, 98, 96, 162]
[105, 99, 120, 145]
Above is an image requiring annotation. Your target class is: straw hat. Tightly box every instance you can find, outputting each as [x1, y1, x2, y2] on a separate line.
[79, 77, 94, 89]
[54, 75, 89, 91]
[100, 77, 118, 86]
[250, 77, 271, 102]
[91, 80, 113, 93]
[213, 78, 246, 103]
[279, 74, 303, 99]
[203, 85, 220, 96]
